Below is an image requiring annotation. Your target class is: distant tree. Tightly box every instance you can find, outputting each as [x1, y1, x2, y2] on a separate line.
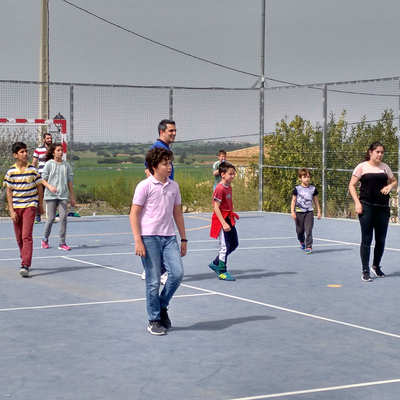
[262, 110, 398, 216]
[263, 115, 322, 212]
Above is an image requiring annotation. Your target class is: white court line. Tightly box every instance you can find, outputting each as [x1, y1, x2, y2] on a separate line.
[0, 243, 348, 261]
[2, 236, 399, 255]
[0, 292, 215, 313]
[3, 253, 400, 340]
[3, 245, 400, 340]
[0, 237, 298, 252]
[228, 378, 400, 400]
[37, 256, 400, 340]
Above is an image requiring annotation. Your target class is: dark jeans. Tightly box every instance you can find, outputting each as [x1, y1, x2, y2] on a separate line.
[295, 211, 314, 248]
[358, 202, 390, 272]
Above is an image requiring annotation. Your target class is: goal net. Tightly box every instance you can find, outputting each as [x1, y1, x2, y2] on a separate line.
[0, 118, 68, 164]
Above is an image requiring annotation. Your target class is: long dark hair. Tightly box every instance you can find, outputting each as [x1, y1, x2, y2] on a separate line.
[45, 143, 63, 161]
[365, 141, 385, 161]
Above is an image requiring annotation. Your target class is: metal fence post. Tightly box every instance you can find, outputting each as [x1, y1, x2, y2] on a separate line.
[398, 77, 400, 222]
[259, 85, 265, 212]
[322, 84, 327, 217]
[169, 88, 174, 120]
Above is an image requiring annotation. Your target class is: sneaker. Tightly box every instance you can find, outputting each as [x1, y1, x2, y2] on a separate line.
[218, 270, 236, 281]
[58, 244, 71, 251]
[34, 215, 41, 224]
[41, 239, 49, 249]
[160, 308, 172, 329]
[209, 260, 225, 276]
[160, 272, 168, 285]
[20, 266, 30, 277]
[361, 271, 373, 282]
[371, 266, 385, 278]
[141, 270, 146, 280]
[300, 243, 305, 250]
[147, 320, 166, 335]
[306, 248, 313, 254]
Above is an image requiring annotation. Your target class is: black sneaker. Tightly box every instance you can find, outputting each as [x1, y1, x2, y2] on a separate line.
[371, 266, 385, 278]
[147, 320, 166, 335]
[361, 271, 373, 282]
[160, 308, 172, 329]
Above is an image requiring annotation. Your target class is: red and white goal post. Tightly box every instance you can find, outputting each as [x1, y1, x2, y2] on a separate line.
[0, 118, 68, 160]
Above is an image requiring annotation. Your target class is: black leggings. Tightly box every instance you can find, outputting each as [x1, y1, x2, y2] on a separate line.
[358, 202, 390, 272]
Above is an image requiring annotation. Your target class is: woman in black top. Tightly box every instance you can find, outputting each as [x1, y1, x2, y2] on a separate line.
[349, 142, 397, 282]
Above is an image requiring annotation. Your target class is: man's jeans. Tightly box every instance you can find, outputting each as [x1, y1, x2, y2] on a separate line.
[141, 236, 184, 321]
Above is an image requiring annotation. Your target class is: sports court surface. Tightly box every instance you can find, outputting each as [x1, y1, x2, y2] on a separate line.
[1, 211, 400, 400]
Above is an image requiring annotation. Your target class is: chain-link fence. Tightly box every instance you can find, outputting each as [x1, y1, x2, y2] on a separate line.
[1, 78, 399, 218]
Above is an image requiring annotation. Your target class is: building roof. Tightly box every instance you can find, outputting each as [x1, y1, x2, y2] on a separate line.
[227, 145, 268, 166]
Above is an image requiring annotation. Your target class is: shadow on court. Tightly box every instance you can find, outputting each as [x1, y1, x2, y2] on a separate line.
[172, 315, 276, 331]
[28, 265, 101, 277]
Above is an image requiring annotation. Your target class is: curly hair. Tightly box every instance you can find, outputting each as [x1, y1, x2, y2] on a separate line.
[145, 147, 174, 175]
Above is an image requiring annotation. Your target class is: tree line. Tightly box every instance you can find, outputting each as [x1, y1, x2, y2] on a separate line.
[262, 109, 399, 218]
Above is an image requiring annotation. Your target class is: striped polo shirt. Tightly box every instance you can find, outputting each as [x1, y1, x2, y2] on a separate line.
[3, 164, 43, 209]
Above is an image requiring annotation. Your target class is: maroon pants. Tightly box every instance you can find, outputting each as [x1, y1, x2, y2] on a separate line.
[12, 207, 36, 267]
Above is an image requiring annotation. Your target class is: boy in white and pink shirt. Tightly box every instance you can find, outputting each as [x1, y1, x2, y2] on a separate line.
[130, 147, 187, 335]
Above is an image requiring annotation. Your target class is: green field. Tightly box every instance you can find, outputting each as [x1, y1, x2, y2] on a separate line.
[69, 147, 258, 213]
[74, 164, 211, 190]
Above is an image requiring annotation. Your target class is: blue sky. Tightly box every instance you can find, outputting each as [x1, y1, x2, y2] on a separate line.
[2, 0, 400, 88]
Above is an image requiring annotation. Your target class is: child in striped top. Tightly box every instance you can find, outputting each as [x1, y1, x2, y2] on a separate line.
[3, 142, 44, 277]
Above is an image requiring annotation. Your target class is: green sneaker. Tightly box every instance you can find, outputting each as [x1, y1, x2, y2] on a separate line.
[209, 260, 225, 276]
[218, 270, 236, 281]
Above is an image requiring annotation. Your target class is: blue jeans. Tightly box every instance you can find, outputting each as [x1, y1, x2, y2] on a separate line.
[141, 236, 184, 321]
[358, 202, 390, 272]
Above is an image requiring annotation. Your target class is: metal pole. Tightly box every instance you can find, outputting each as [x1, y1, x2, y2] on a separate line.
[39, 0, 49, 122]
[258, 0, 266, 211]
[322, 84, 327, 217]
[70, 85, 74, 166]
[397, 77, 400, 222]
[169, 88, 174, 120]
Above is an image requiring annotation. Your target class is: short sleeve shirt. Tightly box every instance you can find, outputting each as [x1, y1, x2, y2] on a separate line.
[352, 161, 394, 206]
[213, 182, 233, 213]
[213, 161, 222, 185]
[292, 185, 318, 212]
[3, 164, 43, 209]
[132, 175, 181, 236]
[33, 146, 48, 173]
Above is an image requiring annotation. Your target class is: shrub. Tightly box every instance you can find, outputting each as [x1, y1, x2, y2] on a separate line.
[92, 174, 141, 214]
[176, 173, 213, 212]
[74, 190, 95, 203]
[97, 158, 120, 164]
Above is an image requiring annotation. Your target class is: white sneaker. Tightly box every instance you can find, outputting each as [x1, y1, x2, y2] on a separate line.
[160, 272, 168, 285]
[141, 270, 146, 280]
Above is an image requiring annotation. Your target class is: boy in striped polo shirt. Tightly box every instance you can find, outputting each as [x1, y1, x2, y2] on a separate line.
[3, 142, 44, 277]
